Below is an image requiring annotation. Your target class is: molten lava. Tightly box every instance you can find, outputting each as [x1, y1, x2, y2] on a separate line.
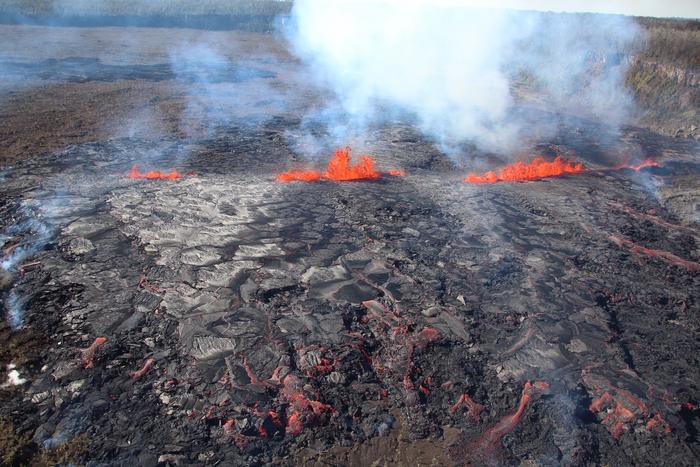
[455, 381, 549, 464]
[609, 234, 700, 272]
[277, 147, 404, 182]
[325, 147, 381, 181]
[465, 156, 584, 183]
[275, 169, 321, 182]
[449, 393, 485, 421]
[280, 374, 335, 436]
[129, 165, 182, 180]
[616, 159, 660, 171]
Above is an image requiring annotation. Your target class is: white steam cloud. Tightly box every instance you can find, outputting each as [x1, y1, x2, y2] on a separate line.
[287, 0, 642, 155]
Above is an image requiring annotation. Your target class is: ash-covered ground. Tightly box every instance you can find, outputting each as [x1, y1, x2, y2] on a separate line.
[1, 26, 700, 466]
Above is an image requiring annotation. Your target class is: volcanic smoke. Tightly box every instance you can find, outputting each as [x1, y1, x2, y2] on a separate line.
[277, 147, 403, 182]
[465, 156, 584, 183]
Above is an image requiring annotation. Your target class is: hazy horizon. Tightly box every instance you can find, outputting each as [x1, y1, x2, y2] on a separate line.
[372, 1, 700, 20]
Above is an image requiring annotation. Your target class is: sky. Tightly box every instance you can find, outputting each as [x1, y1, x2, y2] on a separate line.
[485, 0, 700, 18]
[374, 0, 700, 19]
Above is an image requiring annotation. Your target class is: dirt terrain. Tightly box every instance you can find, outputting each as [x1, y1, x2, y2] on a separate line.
[1, 25, 699, 466]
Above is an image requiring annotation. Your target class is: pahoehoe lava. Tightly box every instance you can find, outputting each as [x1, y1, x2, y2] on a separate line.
[1, 22, 699, 467]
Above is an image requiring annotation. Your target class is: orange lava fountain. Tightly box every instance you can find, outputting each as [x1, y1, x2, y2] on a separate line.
[325, 147, 381, 181]
[129, 165, 182, 180]
[277, 147, 403, 182]
[465, 156, 584, 183]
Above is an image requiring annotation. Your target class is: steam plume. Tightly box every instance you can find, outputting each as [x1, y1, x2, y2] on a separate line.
[286, 0, 642, 155]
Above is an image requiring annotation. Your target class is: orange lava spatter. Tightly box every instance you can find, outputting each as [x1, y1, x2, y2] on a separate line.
[277, 147, 403, 182]
[325, 147, 381, 181]
[465, 156, 584, 183]
[129, 165, 182, 180]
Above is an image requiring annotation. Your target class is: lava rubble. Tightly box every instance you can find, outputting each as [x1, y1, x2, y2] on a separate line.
[0, 126, 699, 466]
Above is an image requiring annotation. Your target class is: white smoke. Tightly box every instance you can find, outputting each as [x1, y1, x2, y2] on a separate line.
[286, 0, 642, 155]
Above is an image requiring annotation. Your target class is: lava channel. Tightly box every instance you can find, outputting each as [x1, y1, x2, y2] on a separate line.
[453, 381, 549, 465]
[465, 156, 584, 183]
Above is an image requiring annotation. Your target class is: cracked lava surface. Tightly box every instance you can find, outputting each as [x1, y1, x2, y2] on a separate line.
[1, 27, 699, 467]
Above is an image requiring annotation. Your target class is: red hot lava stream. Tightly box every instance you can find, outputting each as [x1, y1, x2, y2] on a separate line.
[464, 156, 662, 184]
[277, 147, 404, 182]
[454, 381, 549, 464]
[129, 165, 182, 180]
[609, 234, 700, 272]
[465, 156, 584, 183]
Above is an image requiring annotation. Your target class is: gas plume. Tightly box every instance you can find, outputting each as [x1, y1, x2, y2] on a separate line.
[286, 0, 642, 155]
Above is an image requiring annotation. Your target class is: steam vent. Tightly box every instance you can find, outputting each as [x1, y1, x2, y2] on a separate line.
[1, 1, 700, 465]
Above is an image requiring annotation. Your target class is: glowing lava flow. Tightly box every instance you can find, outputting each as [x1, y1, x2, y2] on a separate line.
[465, 156, 584, 183]
[277, 147, 403, 182]
[129, 165, 182, 180]
[453, 380, 549, 464]
[615, 159, 660, 171]
[276, 169, 321, 182]
[609, 234, 700, 272]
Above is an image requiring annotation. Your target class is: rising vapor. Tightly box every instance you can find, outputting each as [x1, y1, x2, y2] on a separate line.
[286, 0, 642, 155]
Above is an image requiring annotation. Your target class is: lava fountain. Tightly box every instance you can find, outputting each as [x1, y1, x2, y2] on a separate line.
[277, 147, 403, 182]
[465, 156, 584, 183]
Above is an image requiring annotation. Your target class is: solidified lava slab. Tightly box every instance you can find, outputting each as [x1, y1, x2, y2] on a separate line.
[2, 130, 699, 466]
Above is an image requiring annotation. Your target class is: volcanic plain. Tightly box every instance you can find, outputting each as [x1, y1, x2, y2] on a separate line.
[1, 24, 699, 466]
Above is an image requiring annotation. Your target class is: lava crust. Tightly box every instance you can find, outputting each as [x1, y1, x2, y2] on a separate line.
[0, 26, 699, 467]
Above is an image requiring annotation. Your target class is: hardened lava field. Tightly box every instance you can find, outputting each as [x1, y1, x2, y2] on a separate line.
[1, 25, 699, 466]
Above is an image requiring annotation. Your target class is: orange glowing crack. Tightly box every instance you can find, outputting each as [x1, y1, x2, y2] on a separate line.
[277, 147, 404, 182]
[584, 373, 673, 440]
[614, 159, 660, 171]
[461, 380, 549, 463]
[449, 393, 485, 421]
[465, 156, 584, 183]
[589, 389, 646, 440]
[480, 381, 549, 443]
[280, 374, 335, 436]
[609, 234, 700, 272]
[129, 165, 182, 180]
